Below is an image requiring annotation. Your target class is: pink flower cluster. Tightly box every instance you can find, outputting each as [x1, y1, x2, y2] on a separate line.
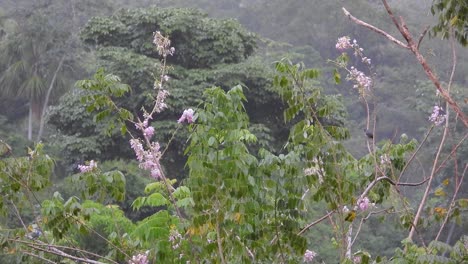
[153, 31, 175, 57]
[131, 110, 164, 180]
[303, 249, 317, 263]
[128, 251, 149, 264]
[154, 89, 170, 113]
[336, 37, 370, 64]
[358, 197, 370, 211]
[429, 105, 447, 126]
[353, 255, 362, 264]
[78, 160, 97, 173]
[143, 126, 155, 139]
[177, 108, 195, 124]
[169, 229, 183, 249]
[130, 138, 163, 180]
[336, 36, 352, 51]
[348, 67, 372, 90]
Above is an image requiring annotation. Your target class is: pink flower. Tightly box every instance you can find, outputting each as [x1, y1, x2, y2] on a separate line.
[177, 108, 195, 124]
[130, 139, 145, 162]
[78, 160, 97, 173]
[429, 105, 446, 126]
[154, 89, 169, 113]
[348, 67, 372, 90]
[130, 139, 163, 180]
[336, 36, 352, 51]
[128, 251, 149, 264]
[150, 168, 162, 179]
[353, 256, 362, 264]
[358, 197, 370, 211]
[303, 249, 317, 263]
[143, 126, 155, 139]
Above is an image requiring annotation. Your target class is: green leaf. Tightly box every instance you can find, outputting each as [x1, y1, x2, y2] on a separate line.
[333, 69, 341, 84]
[458, 198, 468, 208]
[146, 193, 168, 207]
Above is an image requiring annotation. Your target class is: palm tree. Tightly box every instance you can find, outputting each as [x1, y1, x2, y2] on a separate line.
[0, 13, 66, 141]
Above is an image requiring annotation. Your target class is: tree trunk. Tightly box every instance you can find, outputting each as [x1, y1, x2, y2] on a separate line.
[36, 55, 65, 142]
[28, 103, 32, 141]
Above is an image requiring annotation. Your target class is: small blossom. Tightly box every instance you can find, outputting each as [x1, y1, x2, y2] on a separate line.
[178, 108, 195, 124]
[361, 56, 371, 65]
[78, 160, 97, 173]
[348, 67, 372, 90]
[429, 105, 447, 126]
[169, 229, 183, 249]
[144, 126, 155, 139]
[380, 154, 390, 165]
[150, 168, 162, 179]
[343, 205, 350, 213]
[303, 249, 317, 263]
[130, 139, 163, 180]
[353, 256, 362, 264]
[358, 197, 370, 211]
[128, 251, 149, 264]
[153, 31, 175, 57]
[154, 89, 170, 112]
[336, 36, 352, 51]
[130, 139, 145, 162]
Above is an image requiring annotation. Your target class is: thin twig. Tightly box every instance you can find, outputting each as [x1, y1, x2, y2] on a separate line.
[351, 208, 392, 247]
[23, 243, 107, 264]
[435, 164, 467, 241]
[235, 235, 255, 262]
[435, 31, 462, 241]
[216, 213, 227, 264]
[398, 126, 434, 183]
[9, 200, 28, 231]
[434, 133, 467, 174]
[408, 97, 450, 242]
[12, 238, 120, 264]
[417, 26, 430, 50]
[21, 250, 57, 264]
[297, 210, 336, 236]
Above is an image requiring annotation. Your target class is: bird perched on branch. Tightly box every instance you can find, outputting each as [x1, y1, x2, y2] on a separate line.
[363, 129, 373, 139]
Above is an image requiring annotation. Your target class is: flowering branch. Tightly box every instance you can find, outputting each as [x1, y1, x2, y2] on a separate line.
[342, 2, 468, 127]
[342, 8, 409, 49]
[408, 25, 460, 241]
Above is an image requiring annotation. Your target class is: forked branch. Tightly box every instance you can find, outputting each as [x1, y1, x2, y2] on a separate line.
[342, 3, 468, 127]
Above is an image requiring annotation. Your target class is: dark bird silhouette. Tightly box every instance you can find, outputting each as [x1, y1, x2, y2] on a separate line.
[364, 129, 373, 139]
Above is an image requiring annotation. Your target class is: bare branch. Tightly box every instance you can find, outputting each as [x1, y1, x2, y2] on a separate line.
[381, 0, 404, 34]
[417, 26, 430, 50]
[394, 177, 430, 187]
[342, 8, 409, 49]
[23, 243, 107, 264]
[435, 164, 467, 241]
[297, 210, 336, 236]
[21, 250, 57, 264]
[12, 239, 120, 264]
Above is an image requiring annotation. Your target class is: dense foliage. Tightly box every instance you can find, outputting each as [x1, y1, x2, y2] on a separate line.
[0, 1, 467, 263]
